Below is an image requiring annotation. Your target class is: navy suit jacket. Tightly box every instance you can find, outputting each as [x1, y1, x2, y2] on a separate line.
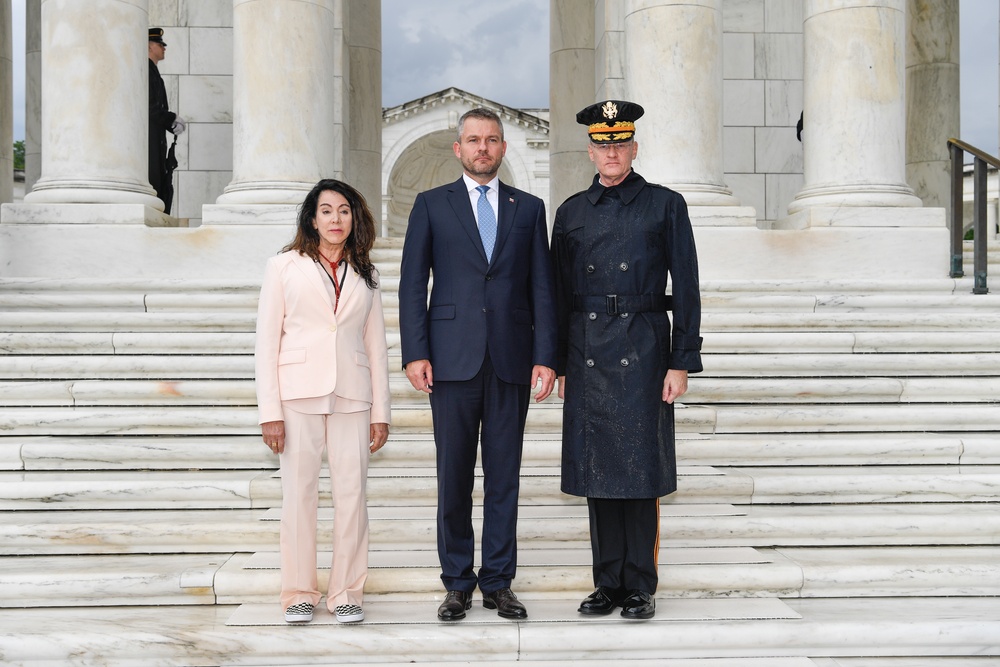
[399, 177, 557, 385]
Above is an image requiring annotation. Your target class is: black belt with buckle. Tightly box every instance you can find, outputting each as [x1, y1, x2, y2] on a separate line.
[571, 294, 672, 315]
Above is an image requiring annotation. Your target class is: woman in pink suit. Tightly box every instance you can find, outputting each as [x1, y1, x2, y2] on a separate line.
[255, 179, 391, 624]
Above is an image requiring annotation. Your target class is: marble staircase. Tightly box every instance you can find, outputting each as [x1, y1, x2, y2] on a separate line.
[1, 239, 999, 665]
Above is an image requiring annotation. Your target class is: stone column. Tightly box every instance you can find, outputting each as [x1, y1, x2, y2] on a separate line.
[23, 0, 160, 207]
[347, 0, 382, 224]
[0, 0, 12, 205]
[214, 0, 340, 209]
[550, 0, 595, 221]
[789, 0, 922, 214]
[25, 0, 41, 192]
[623, 0, 739, 206]
[906, 0, 959, 217]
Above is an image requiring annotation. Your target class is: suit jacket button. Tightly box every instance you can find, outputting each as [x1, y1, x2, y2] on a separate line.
[486, 275, 493, 281]
[620, 262, 629, 271]
[586, 359, 595, 367]
[586, 265, 595, 273]
[620, 358, 629, 366]
[589, 312, 597, 320]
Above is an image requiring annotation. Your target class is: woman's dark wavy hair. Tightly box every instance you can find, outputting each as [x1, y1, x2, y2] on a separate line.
[283, 179, 379, 289]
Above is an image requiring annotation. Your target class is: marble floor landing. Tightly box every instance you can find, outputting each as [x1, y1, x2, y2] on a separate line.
[0, 597, 996, 665]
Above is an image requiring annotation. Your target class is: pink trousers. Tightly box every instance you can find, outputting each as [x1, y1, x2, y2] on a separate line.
[278, 409, 370, 611]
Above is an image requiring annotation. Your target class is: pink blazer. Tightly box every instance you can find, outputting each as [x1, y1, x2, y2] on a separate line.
[255, 250, 391, 426]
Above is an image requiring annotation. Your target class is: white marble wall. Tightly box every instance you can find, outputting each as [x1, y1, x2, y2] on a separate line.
[722, 0, 804, 222]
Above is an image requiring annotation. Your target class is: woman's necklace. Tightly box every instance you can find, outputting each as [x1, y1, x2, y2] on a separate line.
[318, 251, 348, 313]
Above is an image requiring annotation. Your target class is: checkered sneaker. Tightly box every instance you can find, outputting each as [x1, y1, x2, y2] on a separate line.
[284, 602, 314, 623]
[334, 604, 364, 623]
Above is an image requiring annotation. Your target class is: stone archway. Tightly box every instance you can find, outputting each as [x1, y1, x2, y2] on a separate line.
[385, 129, 514, 238]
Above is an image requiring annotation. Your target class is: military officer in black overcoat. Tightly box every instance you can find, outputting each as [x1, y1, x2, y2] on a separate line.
[550, 100, 703, 620]
[148, 28, 185, 214]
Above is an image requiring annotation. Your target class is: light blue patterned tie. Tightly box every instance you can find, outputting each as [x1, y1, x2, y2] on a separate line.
[476, 185, 497, 261]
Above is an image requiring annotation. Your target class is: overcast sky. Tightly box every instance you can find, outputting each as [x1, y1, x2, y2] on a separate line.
[6, 0, 1000, 156]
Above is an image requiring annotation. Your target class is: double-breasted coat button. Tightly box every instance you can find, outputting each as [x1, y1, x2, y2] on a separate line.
[586, 265, 595, 273]
[620, 313, 629, 318]
[588, 312, 597, 320]
[620, 358, 629, 366]
[586, 359, 595, 367]
[619, 262, 629, 271]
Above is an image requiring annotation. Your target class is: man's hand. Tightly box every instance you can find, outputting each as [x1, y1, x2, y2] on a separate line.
[557, 375, 566, 400]
[370, 422, 389, 454]
[171, 117, 186, 135]
[662, 369, 689, 404]
[405, 359, 434, 393]
[531, 365, 556, 402]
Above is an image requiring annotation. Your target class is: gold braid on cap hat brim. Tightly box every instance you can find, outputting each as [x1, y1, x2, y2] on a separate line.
[588, 121, 635, 142]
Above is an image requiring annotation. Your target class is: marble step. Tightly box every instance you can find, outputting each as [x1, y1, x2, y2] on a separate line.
[5, 375, 1000, 407]
[0, 467, 755, 510]
[4, 403, 1000, 436]
[8, 309, 1000, 333]
[7, 288, 1000, 314]
[2, 503, 999, 555]
[0, 597, 995, 664]
[217, 544, 1000, 603]
[3, 546, 999, 608]
[7, 330, 1000, 355]
[3, 464, 996, 511]
[7, 351, 1000, 379]
[6, 432, 997, 472]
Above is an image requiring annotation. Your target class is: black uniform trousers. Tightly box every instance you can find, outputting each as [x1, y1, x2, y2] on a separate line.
[429, 352, 530, 595]
[587, 497, 660, 596]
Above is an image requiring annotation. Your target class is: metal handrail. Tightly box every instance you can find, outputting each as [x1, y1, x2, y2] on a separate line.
[948, 138, 998, 294]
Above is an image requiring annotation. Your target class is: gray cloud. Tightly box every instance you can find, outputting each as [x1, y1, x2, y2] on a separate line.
[381, 0, 549, 109]
[959, 0, 999, 155]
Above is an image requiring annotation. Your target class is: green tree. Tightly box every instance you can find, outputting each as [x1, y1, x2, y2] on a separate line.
[13, 140, 25, 171]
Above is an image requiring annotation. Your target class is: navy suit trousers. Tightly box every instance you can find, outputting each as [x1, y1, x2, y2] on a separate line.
[429, 352, 530, 594]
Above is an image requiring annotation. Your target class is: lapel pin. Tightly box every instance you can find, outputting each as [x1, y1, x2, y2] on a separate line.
[509, 197, 514, 203]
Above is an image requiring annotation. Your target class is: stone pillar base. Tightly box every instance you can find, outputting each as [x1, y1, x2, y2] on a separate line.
[1, 203, 175, 226]
[772, 206, 944, 230]
[0, 220, 293, 279]
[689, 206, 759, 227]
[694, 221, 949, 282]
[201, 204, 300, 226]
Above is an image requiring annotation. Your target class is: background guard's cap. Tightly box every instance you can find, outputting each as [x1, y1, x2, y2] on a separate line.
[576, 100, 644, 143]
[149, 28, 166, 45]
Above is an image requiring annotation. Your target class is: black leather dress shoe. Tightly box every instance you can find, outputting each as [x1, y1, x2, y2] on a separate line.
[578, 586, 620, 615]
[437, 590, 472, 621]
[482, 587, 528, 619]
[620, 590, 655, 619]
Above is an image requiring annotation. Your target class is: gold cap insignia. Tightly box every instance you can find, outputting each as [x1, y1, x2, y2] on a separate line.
[601, 101, 618, 120]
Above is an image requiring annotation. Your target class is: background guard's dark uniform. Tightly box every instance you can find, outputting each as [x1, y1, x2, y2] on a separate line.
[148, 59, 176, 214]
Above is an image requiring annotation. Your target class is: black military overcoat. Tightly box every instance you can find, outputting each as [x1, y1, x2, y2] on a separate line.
[551, 170, 703, 499]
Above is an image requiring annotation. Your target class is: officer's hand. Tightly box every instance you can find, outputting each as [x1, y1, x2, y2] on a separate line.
[171, 117, 186, 135]
[557, 375, 566, 399]
[662, 369, 688, 404]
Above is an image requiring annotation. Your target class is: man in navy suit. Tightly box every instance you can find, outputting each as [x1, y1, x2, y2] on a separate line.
[399, 107, 557, 621]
